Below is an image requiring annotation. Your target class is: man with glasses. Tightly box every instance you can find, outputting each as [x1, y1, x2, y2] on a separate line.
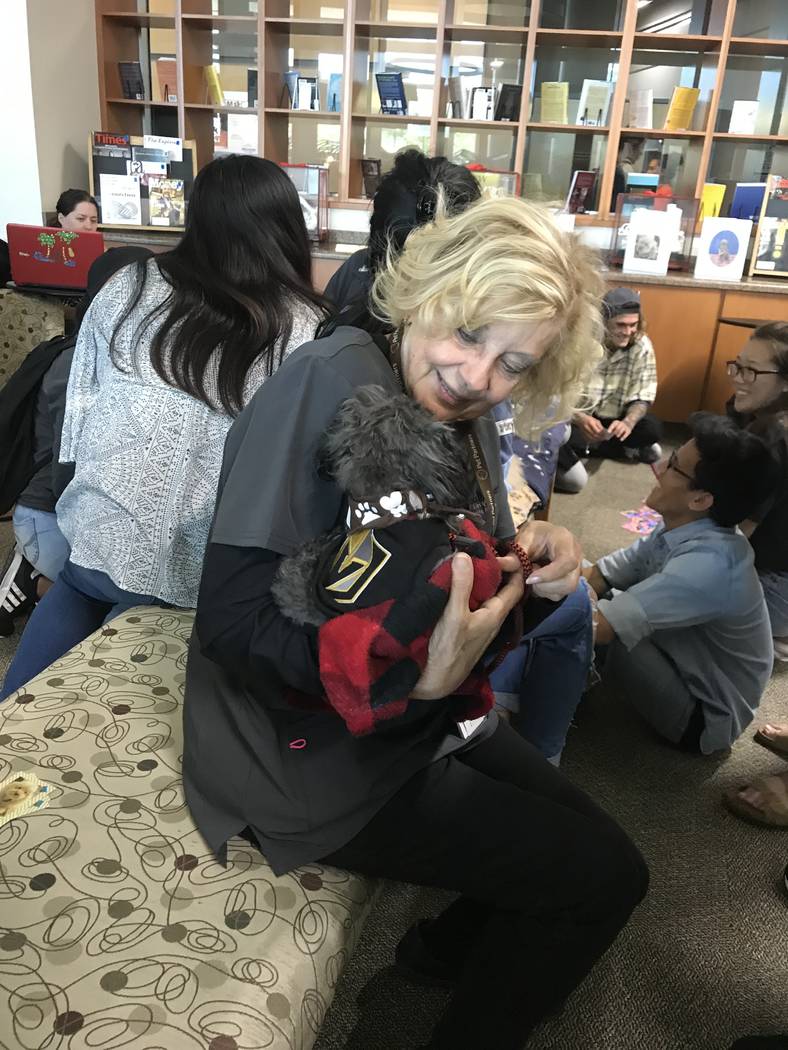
[582, 413, 777, 754]
[556, 287, 662, 493]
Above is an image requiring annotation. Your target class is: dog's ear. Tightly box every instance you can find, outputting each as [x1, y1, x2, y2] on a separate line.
[321, 386, 474, 504]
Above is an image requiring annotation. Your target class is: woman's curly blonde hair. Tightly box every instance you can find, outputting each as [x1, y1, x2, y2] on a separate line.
[371, 194, 604, 434]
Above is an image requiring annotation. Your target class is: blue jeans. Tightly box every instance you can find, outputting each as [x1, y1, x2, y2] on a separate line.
[489, 581, 593, 762]
[1, 560, 163, 700]
[13, 505, 71, 580]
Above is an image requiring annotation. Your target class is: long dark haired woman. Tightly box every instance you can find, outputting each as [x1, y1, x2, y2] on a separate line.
[2, 155, 325, 698]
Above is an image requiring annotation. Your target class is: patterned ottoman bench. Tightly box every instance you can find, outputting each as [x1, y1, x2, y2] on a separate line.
[0, 607, 378, 1050]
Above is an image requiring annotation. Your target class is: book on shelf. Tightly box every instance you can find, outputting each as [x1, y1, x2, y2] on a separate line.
[763, 174, 788, 219]
[694, 217, 752, 282]
[376, 73, 407, 116]
[730, 182, 767, 221]
[629, 88, 653, 130]
[296, 77, 319, 111]
[155, 57, 177, 104]
[663, 86, 699, 131]
[447, 75, 465, 118]
[361, 158, 382, 199]
[577, 80, 611, 127]
[540, 82, 568, 124]
[494, 84, 521, 123]
[118, 61, 144, 101]
[728, 100, 758, 135]
[204, 66, 224, 107]
[564, 170, 596, 214]
[626, 172, 659, 191]
[282, 71, 300, 108]
[470, 86, 495, 121]
[327, 73, 342, 113]
[148, 175, 185, 227]
[247, 69, 258, 109]
[700, 183, 726, 220]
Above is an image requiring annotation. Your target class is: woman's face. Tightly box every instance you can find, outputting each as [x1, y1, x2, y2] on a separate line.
[58, 202, 98, 232]
[400, 319, 557, 422]
[731, 337, 788, 415]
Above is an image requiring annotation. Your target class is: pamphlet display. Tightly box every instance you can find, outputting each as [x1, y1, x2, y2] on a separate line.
[99, 173, 142, 226]
[728, 100, 758, 135]
[663, 86, 699, 131]
[693, 217, 752, 281]
[376, 73, 407, 115]
[118, 61, 144, 101]
[700, 183, 726, 219]
[89, 131, 196, 231]
[564, 170, 597, 214]
[629, 88, 653, 129]
[540, 82, 568, 124]
[577, 80, 611, 126]
[730, 182, 767, 221]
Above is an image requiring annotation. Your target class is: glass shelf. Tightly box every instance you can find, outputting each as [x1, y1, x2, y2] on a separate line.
[539, 0, 623, 32]
[635, 0, 727, 36]
[355, 0, 439, 26]
[706, 139, 788, 208]
[353, 31, 437, 117]
[530, 44, 618, 125]
[181, 0, 257, 13]
[182, 14, 257, 111]
[522, 129, 607, 209]
[732, 0, 788, 41]
[440, 36, 526, 121]
[448, 0, 530, 30]
[440, 124, 518, 168]
[714, 52, 788, 136]
[626, 47, 718, 133]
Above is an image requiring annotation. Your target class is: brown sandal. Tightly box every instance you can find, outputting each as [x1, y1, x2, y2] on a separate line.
[753, 724, 788, 759]
[723, 773, 788, 828]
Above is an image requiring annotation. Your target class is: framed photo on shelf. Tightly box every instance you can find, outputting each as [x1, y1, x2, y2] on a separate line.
[494, 84, 521, 123]
[693, 217, 752, 282]
[622, 207, 676, 277]
[608, 193, 699, 273]
[470, 86, 495, 121]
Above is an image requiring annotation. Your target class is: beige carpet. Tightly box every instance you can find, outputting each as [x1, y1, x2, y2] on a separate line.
[313, 447, 788, 1050]
[2, 453, 787, 1049]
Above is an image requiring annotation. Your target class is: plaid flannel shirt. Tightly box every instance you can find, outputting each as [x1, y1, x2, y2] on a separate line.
[583, 333, 658, 419]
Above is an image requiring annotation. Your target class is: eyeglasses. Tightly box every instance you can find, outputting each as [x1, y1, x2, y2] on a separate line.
[667, 450, 696, 486]
[726, 360, 781, 384]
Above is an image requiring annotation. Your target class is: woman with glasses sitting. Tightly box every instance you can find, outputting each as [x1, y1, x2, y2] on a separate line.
[726, 323, 788, 659]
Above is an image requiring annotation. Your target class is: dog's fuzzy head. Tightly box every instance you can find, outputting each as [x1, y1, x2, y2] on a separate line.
[320, 385, 475, 507]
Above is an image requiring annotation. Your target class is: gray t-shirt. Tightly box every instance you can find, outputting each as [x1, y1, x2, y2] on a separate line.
[183, 327, 513, 874]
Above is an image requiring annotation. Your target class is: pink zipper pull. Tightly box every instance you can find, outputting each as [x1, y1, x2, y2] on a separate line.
[289, 738, 307, 750]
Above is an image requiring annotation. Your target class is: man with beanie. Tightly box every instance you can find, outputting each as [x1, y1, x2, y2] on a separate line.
[557, 287, 662, 493]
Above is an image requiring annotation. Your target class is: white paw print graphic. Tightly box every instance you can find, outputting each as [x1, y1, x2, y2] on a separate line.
[357, 501, 381, 525]
[379, 491, 408, 518]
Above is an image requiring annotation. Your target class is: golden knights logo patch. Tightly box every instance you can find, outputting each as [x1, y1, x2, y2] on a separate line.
[325, 529, 392, 605]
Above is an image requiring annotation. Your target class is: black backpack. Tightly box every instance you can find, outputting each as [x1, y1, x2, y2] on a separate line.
[0, 333, 76, 515]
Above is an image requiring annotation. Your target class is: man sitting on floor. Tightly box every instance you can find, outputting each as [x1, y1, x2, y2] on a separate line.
[557, 287, 662, 493]
[583, 413, 777, 755]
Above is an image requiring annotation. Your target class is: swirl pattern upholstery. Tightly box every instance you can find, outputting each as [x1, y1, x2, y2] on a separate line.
[0, 290, 65, 392]
[0, 607, 379, 1050]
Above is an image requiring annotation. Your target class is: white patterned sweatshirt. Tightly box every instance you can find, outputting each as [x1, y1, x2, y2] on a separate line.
[57, 259, 319, 607]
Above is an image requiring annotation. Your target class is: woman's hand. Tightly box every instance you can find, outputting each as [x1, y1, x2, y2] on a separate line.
[514, 520, 582, 601]
[411, 552, 524, 701]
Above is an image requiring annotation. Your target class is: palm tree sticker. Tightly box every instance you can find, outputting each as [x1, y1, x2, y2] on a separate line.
[57, 230, 78, 267]
[34, 231, 56, 262]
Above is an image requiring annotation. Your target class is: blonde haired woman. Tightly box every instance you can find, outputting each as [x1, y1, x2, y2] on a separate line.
[184, 196, 648, 1050]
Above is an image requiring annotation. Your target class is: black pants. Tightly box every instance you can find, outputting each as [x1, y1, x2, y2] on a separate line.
[559, 413, 662, 470]
[322, 720, 649, 1050]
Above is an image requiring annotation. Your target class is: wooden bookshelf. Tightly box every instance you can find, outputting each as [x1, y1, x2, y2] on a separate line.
[95, 0, 788, 216]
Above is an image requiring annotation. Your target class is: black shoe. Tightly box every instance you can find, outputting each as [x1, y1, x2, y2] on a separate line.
[638, 442, 662, 464]
[394, 921, 462, 988]
[0, 549, 37, 634]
